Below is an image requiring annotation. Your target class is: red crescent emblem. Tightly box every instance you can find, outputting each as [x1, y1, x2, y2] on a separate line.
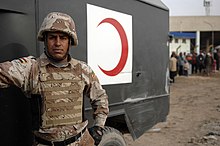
[97, 18, 128, 76]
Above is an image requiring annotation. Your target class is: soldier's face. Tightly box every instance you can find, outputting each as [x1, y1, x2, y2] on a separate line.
[46, 32, 70, 62]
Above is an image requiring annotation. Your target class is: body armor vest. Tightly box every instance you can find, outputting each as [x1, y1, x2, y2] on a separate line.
[38, 63, 84, 128]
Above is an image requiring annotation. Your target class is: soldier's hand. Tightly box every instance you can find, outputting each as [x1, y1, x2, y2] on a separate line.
[88, 126, 104, 146]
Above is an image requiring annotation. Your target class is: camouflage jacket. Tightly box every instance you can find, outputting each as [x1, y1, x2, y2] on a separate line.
[0, 53, 109, 140]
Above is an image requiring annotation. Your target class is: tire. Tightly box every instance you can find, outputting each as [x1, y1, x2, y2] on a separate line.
[98, 126, 127, 146]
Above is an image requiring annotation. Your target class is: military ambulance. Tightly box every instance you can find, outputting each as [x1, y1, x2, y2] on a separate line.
[0, 0, 169, 145]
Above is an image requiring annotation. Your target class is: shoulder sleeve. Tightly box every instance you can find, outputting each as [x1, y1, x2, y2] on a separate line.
[80, 61, 109, 127]
[0, 56, 36, 91]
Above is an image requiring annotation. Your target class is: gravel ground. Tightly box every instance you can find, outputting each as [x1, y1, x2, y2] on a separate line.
[124, 71, 220, 146]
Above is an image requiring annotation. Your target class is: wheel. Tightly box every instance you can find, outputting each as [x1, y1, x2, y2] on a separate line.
[98, 126, 127, 146]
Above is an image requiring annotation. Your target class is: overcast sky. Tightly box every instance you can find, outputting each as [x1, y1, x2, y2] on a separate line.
[161, 0, 220, 16]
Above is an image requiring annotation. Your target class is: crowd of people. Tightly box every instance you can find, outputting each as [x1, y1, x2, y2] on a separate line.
[169, 49, 220, 83]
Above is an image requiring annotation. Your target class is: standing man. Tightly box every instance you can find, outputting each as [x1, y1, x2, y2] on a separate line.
[0, 12, 109, 146]
[204, 52, 213, 76]
[197, 51, 205, 74]
[169, 52, 177, 83]
[214, 49, 219, 70]
[191, 52, 198, 74]
[177, 52, 184, 76]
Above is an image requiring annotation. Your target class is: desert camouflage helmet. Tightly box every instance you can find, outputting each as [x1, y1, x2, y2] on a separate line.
[37, 12, 78, 46]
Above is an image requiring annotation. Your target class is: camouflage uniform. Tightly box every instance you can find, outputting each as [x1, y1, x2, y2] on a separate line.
[0, 11, 109, 145]
[0, 54, 108, 145]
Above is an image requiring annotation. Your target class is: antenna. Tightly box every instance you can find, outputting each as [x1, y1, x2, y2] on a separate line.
[203, 0, 212, 16]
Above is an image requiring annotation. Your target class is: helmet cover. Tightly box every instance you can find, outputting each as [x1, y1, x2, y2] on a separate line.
[37, 12, 78, 46]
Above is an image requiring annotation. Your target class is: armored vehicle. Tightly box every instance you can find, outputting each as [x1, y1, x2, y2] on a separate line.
[0, 0, 169, 145]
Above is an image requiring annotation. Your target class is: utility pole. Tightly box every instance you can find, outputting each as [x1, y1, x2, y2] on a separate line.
[203, 0, 214, 53]
[203, 0, 211, 16]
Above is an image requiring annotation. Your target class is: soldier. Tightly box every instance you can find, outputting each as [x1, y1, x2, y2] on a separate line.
[0, 12, 109, 146]
[169, 52, 177, 83]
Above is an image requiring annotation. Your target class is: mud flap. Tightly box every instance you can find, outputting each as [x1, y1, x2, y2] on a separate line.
[124, 95, 169, 140]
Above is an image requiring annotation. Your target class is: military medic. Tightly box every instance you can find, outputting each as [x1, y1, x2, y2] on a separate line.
[0, 12, 109, 146]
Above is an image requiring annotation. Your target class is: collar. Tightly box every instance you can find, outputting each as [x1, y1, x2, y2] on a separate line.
[38, 53, 76, 68]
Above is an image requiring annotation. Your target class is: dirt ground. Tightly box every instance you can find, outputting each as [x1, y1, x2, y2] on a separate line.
[124, 71, 220, 146]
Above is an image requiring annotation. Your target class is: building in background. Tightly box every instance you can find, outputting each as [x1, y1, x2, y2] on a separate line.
[169, 16, 220, 54]
[162, 0, 220, 54]
[169, 32, 196, 56]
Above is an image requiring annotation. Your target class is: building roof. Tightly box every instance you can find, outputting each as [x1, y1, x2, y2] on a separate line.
[170, 32, 196, 39]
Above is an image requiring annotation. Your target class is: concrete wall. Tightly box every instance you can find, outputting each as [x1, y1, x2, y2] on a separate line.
[170, 16, 220, 32]
[170, 38, 191, 56]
